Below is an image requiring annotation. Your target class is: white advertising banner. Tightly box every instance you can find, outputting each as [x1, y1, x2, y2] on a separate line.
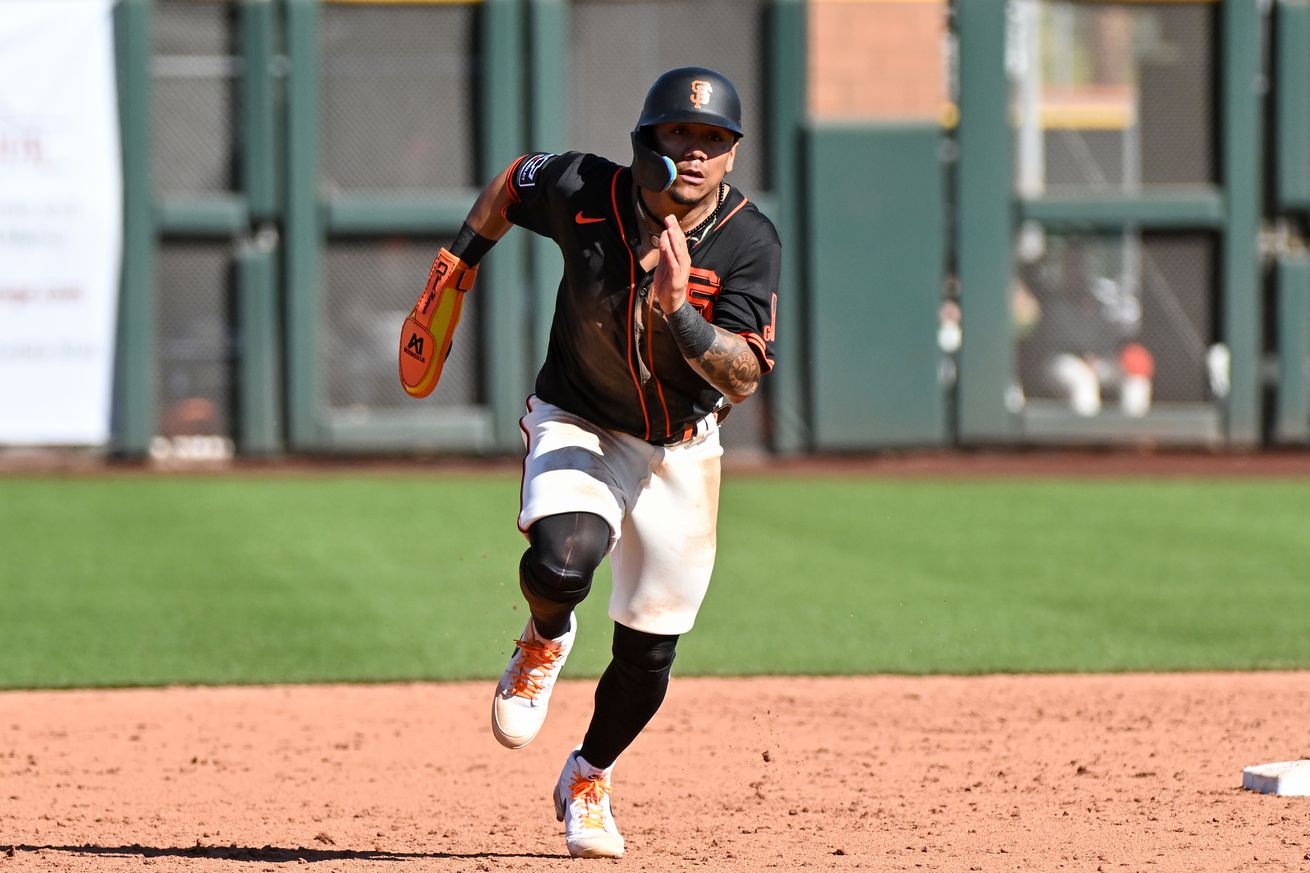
[0, 0, 122, 445]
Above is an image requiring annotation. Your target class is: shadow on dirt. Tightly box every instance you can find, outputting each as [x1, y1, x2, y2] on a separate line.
[8, 843, 559, 862]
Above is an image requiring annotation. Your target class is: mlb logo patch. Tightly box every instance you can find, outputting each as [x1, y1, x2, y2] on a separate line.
[517, 153, 555, 187]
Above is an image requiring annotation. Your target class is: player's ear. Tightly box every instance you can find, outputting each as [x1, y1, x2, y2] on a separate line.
[725, 140, 737, 174]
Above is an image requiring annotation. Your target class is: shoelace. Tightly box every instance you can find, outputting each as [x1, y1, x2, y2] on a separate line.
[569, 772, 612, 830]
[507, 638, 563, 699]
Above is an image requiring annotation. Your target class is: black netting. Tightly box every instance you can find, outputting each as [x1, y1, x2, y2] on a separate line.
[153, 0, 238, 195]
[322, 239, 482, 413]
[320, 4, 477, 191]
[1016, 233, 1215, 412]
[156, 242, 235, 437]
[1014, 2, 1216, 194]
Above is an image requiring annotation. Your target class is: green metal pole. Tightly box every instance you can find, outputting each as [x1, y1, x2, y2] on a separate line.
[236, 233, 283, 455]
[482, 0, 528, 451]
[112, 0, 156, 458]
[1220, 0, 1264, 446]
[954, 0, 1017, 444]
[283, 0, 322, 450]
[766, 0, 809, 454]
[527, 0, 566, 366]
[1275, 253, 1310, 443]
[241, 0, 280, 221]
[1271, 1, 1309, 445]
[1275, 0, 1310, 211]
[1018, 189, 1226, 230]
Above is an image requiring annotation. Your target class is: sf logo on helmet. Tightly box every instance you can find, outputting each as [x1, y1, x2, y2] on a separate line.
[690, 80, 713, 110]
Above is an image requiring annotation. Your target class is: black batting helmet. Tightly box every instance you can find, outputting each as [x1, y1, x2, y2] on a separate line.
[630, 66, 743, 192]
[635, 66, 744, 137]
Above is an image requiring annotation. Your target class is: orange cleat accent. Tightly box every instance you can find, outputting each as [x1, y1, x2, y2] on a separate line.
[553, 750, 625, 858]
[491, 616, 576, 750]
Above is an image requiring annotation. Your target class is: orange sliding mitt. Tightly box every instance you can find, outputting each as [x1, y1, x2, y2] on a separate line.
[399, 248, 478, 398]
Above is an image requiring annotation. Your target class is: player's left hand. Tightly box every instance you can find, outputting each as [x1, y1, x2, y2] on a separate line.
[399, 248, 478, 398]
[653, 214, 690, 314]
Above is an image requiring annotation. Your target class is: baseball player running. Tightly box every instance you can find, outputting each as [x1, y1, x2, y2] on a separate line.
[400, 67, 780, 858]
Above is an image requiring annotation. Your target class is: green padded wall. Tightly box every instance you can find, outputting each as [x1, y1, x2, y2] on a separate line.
[806, 123, 947, 448]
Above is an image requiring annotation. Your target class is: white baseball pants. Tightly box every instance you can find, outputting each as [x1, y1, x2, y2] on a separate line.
[517, 395, 723, 635]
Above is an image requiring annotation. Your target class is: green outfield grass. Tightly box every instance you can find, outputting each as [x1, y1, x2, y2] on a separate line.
[1, 472, 1308, 688]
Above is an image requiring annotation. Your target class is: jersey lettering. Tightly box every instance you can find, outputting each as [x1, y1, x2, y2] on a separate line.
[502, 152, 781, 439]
[763, 292, 777, 342]
[687, 267, 722, 321]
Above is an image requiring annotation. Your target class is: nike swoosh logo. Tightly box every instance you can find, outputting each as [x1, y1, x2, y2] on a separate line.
[574, 212, 606, 225]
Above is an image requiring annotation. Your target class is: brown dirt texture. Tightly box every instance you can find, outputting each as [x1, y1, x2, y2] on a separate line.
[3, 672, 1308, 872]
[4, 449, 1308, 870]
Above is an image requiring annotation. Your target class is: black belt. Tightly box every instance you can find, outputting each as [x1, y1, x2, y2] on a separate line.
[650, 405, 731, 447]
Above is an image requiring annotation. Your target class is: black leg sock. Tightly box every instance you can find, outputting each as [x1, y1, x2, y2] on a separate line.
[579, 623, 679, 769]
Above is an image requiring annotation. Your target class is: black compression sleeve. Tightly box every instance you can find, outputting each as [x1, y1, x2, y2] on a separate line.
[448, 222, 496, 266]
[665, 301, 717, 359]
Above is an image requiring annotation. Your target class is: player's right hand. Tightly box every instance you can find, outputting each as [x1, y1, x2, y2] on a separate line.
[653, 215, 690, 314]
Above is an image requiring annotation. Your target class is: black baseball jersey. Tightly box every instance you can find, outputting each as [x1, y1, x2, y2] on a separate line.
[503, 151, 781, 444]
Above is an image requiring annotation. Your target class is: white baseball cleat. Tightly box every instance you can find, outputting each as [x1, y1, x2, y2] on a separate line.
[553, 749, 625, 859]
[491, 614, 576, 749]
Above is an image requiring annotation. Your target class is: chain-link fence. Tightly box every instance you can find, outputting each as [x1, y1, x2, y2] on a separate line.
[1016, 232, 1216, 414]
[153, 0, 237, 195]
[323, 236, 483, 414]
[1011, 1, 1219, 422]
[153, 0, 239, 441]
[317, 4, 483, 424]
[1013, 1, 1215, 194]
[128, 0, 1291, 454]
[320, 4, 477, 192]
[567, 0, 767, 193]
[155, 241, 234, 437]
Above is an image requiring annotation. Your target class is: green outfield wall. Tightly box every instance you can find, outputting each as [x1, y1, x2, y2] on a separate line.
[105, 0, 1310, 458]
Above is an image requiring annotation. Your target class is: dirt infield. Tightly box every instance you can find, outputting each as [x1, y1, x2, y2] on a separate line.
[3, 673, 1308, 871]
[3, 450, 1308, 870]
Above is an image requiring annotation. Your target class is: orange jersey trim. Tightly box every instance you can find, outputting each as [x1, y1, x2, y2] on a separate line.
[740, 331, 774, 374]
[504, 155, 529, 205]
[648, 296, 672, 437]
[709, 196, 749, 238]
[611, 170, 651, 439]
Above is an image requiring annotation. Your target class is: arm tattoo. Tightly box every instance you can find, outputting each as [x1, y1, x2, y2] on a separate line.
[694, 327, 761, 400]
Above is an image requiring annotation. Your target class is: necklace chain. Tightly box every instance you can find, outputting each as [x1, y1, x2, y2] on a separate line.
[635, 183, 726, 249]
